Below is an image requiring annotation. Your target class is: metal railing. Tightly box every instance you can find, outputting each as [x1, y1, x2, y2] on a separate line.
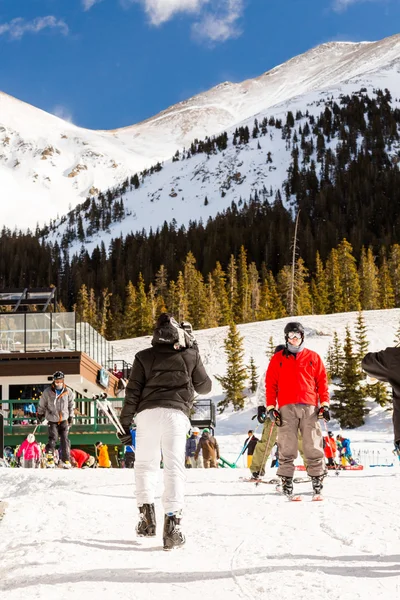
[1, 398, 123, 435]
[0, 312, 113, 368]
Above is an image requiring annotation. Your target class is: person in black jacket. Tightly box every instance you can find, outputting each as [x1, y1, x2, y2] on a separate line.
[244, 430, 259, 468]
[119, 313, 212, 550]
[362, 346, 400, 453]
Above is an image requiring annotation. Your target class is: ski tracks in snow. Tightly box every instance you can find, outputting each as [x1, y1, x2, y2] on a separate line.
[1, 469, 400, 600]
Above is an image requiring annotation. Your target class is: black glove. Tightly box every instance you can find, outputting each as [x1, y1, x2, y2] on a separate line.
[254, 405, 267, 424]
[37, 414, 45, 424]
[67, 416, 73, 426]
[317, 406, 330, 422]
[117, 427, 132, 445]
[267, 408, 282, 427]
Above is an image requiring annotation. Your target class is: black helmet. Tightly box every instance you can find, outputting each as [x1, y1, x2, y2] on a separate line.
[284, 322, 305, 340]
[52, 371, 65, 380]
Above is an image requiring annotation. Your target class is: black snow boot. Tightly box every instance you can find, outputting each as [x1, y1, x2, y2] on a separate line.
[311, 475, 324, 495]
[136, 503, 156, 537]
[163, 512, 185, 551]
[280, 476, 293, 497]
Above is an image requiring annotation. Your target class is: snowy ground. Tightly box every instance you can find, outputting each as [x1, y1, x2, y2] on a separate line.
[1, 465, 400, 600]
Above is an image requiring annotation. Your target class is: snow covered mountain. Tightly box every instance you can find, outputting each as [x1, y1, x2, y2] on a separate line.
[2, 32, 400, 230]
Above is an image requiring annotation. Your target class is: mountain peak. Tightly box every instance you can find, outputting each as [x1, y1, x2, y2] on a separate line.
[1, 32, 400, 229]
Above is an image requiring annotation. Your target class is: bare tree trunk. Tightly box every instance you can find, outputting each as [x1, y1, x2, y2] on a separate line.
[289, 210, 300, 316]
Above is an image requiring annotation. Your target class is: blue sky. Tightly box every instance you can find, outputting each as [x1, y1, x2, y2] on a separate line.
[0, 0, 399, 129]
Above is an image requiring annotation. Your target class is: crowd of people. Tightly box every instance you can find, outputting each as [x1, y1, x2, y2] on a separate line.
[3, 313, 400, 552]
[244, 428, 356, 471]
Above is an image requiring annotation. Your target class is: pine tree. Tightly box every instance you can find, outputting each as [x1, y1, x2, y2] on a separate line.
[325, 248, 344, 313]
[331, 326, 368, 428]
[295, 257, 312, 315]
[311, 251, 329, 314]
[203, 273, 220, 329]
[330, 331, 343, 379]
[87, 288, 98, 329]
[248, 262, 260, 321]
[236, 246, 251, 323]
[379, 251, 395, 309]
[134, 273, 153, 336]
[367, 381, 391, 407]
[216, 322, 248, 412]
[354, 310, 369, 371]
[75, 284, 90, 322]
[358, 247, 379, 310]
[226, 254, 238, 319]
[337, 239, 360, 312]
[247, 356, 259, 393]
[389, 244, 400, 306]
[123, 281, 137, 338]
[98, 288, 111, 337]
[211, 262, 231, 325]
[266, 336, 276, 360]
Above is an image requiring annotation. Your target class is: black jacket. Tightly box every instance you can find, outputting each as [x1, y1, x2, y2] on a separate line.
[244, 435, 259, 456]
[120, 344, 212, 427]
[362, 347, 400, 441]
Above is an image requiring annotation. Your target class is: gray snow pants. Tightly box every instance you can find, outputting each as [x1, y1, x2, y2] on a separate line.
[276, 404, 325, 477]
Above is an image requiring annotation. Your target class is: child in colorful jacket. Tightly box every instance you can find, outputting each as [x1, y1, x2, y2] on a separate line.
[96, 441, 111, 468]
[17, 434, 41, 468]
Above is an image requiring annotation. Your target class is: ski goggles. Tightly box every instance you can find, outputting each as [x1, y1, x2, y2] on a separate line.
[287, 331, 302, 340]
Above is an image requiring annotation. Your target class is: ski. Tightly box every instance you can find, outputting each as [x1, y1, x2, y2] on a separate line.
[239, 476, 311, 484]
[312, 494, 324, 502]
[289, 495, 302, 502]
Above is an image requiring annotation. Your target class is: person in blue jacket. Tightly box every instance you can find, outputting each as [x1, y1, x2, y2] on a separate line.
[185, 427, 201, 468]
[336, 435, 356, 465]
[124, 427, 136, 468]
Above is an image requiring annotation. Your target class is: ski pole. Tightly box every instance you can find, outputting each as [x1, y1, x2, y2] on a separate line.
[323, 421, 341, 477]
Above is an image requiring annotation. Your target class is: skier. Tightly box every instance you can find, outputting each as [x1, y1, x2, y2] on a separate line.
[270, 442, 279, 468]
[362, 347, 400, 455]
[185, 427, 202, 468]
[265, 322, 330, 498]
[37, 371, 75, 469]
[336, 435, 355, 466]
[118, 313, 212, 550]
[124, 427, 136, 469]
[16, 433, 41, 468]
[324, 431, 337, 468]
[194, 428, 220, 468]
[70, 448, 95, 468]
[250, 345, 306, 480]
[244, 430, 259, 468]
[95, 441, 111, 468]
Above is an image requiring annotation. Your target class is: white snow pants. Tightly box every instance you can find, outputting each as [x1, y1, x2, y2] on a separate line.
[135, 407, 190, 514]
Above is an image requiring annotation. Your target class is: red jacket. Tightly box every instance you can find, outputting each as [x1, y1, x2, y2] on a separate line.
[324, 436, 337, 459]
[266, 348, 329, 410]
[70, 448, 90, 468]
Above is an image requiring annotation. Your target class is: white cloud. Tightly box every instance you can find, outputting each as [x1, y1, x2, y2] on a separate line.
[53, 105, 74, 123]
[82, 0, 104, 11]
[192, 0, 243, 43]
[0, 16, 69, 40]
[125, 0, 244, 42]
[125, 0, 209, 25]
[332, 0, 387, 12]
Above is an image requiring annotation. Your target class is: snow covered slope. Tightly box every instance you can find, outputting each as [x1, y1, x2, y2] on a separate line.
[1, 467, 400, 600]
[2, 32, 400, 229]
